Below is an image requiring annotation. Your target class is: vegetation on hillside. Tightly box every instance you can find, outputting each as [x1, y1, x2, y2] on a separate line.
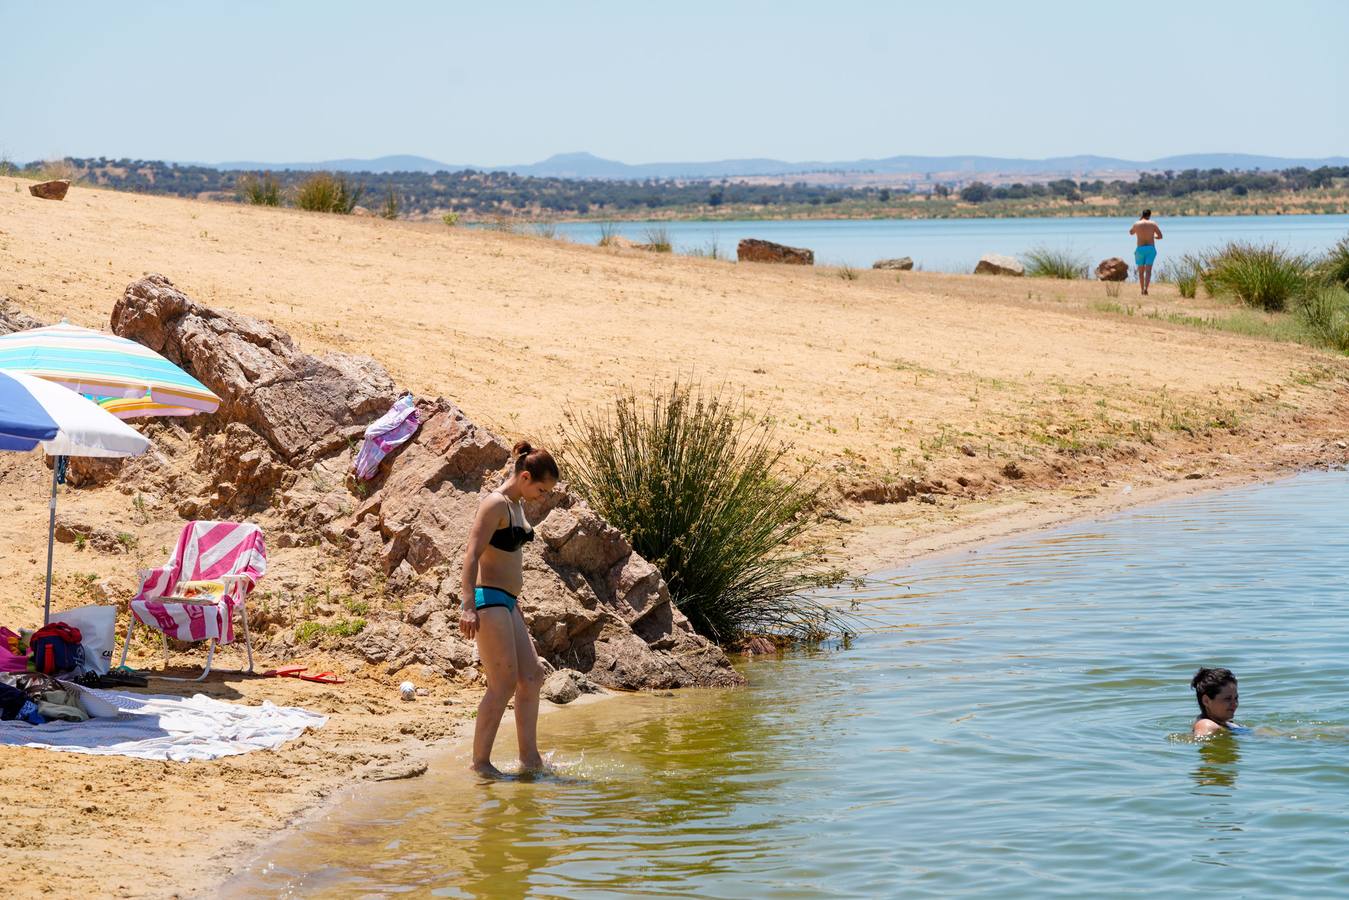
[13, 157, 1349, 222]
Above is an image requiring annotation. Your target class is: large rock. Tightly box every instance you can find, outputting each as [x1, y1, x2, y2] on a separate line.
[973, 254, 1024, 276]
[872, 256, 914, 271]
[29, 180, 70, 201]
[0, 299, 43, 335]
[111, 274, 398, 463]
[737, 239, 814, 265]
[1095, 257, 1129, 281]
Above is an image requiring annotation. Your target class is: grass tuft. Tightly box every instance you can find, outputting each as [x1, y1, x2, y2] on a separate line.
[238, 172, 283, 206]
[561, 382, 851, 644]
[1023, 246, 1088, 279]
[1293, 283, 1349, 353]
[597, 222, 621, 247]
[295, 172, 363, 214]
[1315, 234, 1349, 289]
[837, 264, 860, 281]
[641, 225, 672, 252]
[1174, 253, 1205, 299]
[1199, 241, 1313, 311]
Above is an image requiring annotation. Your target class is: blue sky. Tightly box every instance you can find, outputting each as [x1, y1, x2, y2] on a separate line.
[2, 0, 1345, 165]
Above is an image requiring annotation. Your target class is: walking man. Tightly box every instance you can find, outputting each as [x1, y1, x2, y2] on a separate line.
[1129, 209, 1162, 295]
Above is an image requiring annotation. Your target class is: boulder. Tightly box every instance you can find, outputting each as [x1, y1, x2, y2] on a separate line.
[872, 256, 914, 271]
[28, 180, 70, 201]
[541, 669, 583, 704]
[0, 299, 43, 336]
[1095, 257, 1130, 281]
[737, 239, 814, 265]
[111, 274, 398, 463]
[973, 254, 1025, 276]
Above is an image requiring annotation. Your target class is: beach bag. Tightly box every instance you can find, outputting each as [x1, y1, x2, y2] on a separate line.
[51, 605, 117, 676]
[29, 622, 84, 675]
[0, 627, 28, 673]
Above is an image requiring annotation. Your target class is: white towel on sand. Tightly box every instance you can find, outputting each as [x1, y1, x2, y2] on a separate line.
[0, 688, 326, 761]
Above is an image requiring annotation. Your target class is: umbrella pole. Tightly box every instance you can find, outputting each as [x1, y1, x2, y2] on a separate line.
[42, 456, 63, 625]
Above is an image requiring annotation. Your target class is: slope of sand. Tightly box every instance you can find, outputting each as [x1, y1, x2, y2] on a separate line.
[1, 177, 1348, 898]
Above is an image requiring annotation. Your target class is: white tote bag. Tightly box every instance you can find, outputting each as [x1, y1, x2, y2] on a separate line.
[52, 604, 118, 676]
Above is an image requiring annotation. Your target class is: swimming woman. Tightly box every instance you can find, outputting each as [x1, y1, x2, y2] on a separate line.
[1191, 667, 1241, 737]
[459, 441, 560, 776]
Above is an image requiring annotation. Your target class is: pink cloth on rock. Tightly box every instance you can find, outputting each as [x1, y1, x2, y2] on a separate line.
[129, 521, 267, 644]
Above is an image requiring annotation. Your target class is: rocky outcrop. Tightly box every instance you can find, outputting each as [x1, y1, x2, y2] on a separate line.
[28, 180, 70, 201]
[872, 256, 914, 271]
[1095, 257, 1129, 281]
[111, 274, 398, 463]
[737, 239, 814, 265]
[0, 299, 43, 335]
[109, 276, 741, 691]
[974, 254, 1025, 276]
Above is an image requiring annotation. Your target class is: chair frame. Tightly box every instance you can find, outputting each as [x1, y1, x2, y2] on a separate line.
[119, 570, 259, 682]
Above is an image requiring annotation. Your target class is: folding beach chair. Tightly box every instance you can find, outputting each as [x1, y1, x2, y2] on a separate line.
[119, 520, 267, 681]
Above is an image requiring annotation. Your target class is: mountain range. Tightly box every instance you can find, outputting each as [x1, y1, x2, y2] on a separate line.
[204, 151, 1349, 180]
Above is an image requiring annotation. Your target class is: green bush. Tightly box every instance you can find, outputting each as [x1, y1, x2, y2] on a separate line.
[295, 172, 363, 214]
[379, 188, 399, 219]
[641, 225, 672, 252]
[561, 383, 848, 643]
[1175, 253, 1205, 299]
[1294, 283, 1349, 352]
[597, 222, 620, 247]
[1022, 246, 1088, 279]
[238, 171, 283, 206]
[1200, 242, 1313, 311]
[1315, 234, 1349, 289]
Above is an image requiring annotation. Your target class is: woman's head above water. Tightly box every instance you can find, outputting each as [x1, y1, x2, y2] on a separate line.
[506, 440, 559, 500]
[1191, 667, 1239, 732]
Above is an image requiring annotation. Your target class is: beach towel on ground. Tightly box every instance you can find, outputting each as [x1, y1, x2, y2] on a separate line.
[0, 688, 325, 761]
[130, 521, 267, 644]
[354, 394, 420, 480]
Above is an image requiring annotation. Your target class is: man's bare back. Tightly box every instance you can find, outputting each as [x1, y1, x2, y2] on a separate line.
[1129, 220, 1162, 245]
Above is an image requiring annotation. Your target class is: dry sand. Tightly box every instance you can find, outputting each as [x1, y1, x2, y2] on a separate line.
[1, 177, 1348, 897]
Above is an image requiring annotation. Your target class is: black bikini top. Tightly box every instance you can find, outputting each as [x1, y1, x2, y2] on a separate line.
[488, 493, 534, 552]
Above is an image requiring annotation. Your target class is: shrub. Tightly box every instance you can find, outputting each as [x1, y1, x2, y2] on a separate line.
[379, 188, 399, 219]
[238, 171, 282, 206]
[1175, 253, 1204, 299]
[441, 212, 460, 227]
[561, 383, 849, 643]
[533, 221, 559, 239]
[295, 172, 363, 214]
[837, 264, 859, 281]
[597, 221, 620, 247]
[1200, 242, 1313, 311]
[1315, 234, 1349, 289]
[1022, 246, 1088, 279]
[641, 225, 672, 252]
[1294, 284, 1349, 352]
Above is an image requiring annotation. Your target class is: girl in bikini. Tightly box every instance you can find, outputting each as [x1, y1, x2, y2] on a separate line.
[459, 441, 560, 776]
[1191, 667, 1242, 737]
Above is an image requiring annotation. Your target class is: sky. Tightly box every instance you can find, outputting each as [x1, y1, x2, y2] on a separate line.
[2, 0, 1346, 166]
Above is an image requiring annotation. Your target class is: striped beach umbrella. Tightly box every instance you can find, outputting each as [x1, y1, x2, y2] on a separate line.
[0, 320, 220, 418]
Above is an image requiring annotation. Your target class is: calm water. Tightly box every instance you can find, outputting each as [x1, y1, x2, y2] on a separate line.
[225, 471, 1349, 898]
[547, 214, 1349, 272]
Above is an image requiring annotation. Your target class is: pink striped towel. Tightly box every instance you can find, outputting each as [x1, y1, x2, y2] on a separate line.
[129, 521, 267, 644]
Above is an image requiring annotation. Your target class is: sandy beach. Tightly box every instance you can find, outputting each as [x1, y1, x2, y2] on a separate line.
[1, 177, 1348, 897]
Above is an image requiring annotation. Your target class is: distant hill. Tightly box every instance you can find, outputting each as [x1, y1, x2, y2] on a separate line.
[195, 150, 1349, 181]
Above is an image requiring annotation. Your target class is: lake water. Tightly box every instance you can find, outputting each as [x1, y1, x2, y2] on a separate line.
[547, 214, 1349, 272]
[225, 470, 1349, 898]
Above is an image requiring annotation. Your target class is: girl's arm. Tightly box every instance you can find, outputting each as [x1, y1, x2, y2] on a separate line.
[459, 495, 504, 639]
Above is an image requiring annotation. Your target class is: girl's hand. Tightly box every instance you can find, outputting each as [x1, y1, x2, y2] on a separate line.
[459, 607, 479, 640]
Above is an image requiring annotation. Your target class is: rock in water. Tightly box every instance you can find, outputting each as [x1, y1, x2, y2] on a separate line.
[29, 180, 70, 201]
[872, 257, 914, 271]
[1095, 257, 1129, 281]
[974, 254, 1025, 276]
[737, 239, 814, 265]
[541, 669, 583, 704]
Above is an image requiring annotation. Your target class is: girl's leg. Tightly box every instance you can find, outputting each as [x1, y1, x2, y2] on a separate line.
[510, 605, 546, 769]
[472, 607, 518, 773]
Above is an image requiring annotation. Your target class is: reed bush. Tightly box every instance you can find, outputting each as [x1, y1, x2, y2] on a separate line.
[532, 221, 559, 239]
[1294, 283, 1349, 353]
[1200, 242, 1313, 311]
[561, 383, 848, 643]
[238, 172, 283, 206]
[641, 225, 672, 252]
[1175, 253, 1205, 299]
[1315, 234, 1349, 289]
[597, 222, 620, 247]
[1022, 246, 1088, 279]
[379, 188, 399, 219]
[295, 172, 363, 214]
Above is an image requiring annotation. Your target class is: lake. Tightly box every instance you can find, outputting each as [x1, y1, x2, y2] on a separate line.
[546, 214, 1349, 273]
[224, 470, 1349, 898]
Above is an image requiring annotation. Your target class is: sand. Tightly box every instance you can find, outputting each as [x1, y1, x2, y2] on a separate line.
[1, 177, 1347, 897]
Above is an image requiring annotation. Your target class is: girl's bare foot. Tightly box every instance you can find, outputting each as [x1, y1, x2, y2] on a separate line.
[519, 755, 547, 772]
[471, 760, 505, 778]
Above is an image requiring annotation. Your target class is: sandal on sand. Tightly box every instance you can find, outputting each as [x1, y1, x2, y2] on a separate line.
[296, 671, 345, 684]
[261, 665, 307, 678]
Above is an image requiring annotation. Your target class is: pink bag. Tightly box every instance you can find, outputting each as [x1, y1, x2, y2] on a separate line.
[0, 627, 29, 673]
